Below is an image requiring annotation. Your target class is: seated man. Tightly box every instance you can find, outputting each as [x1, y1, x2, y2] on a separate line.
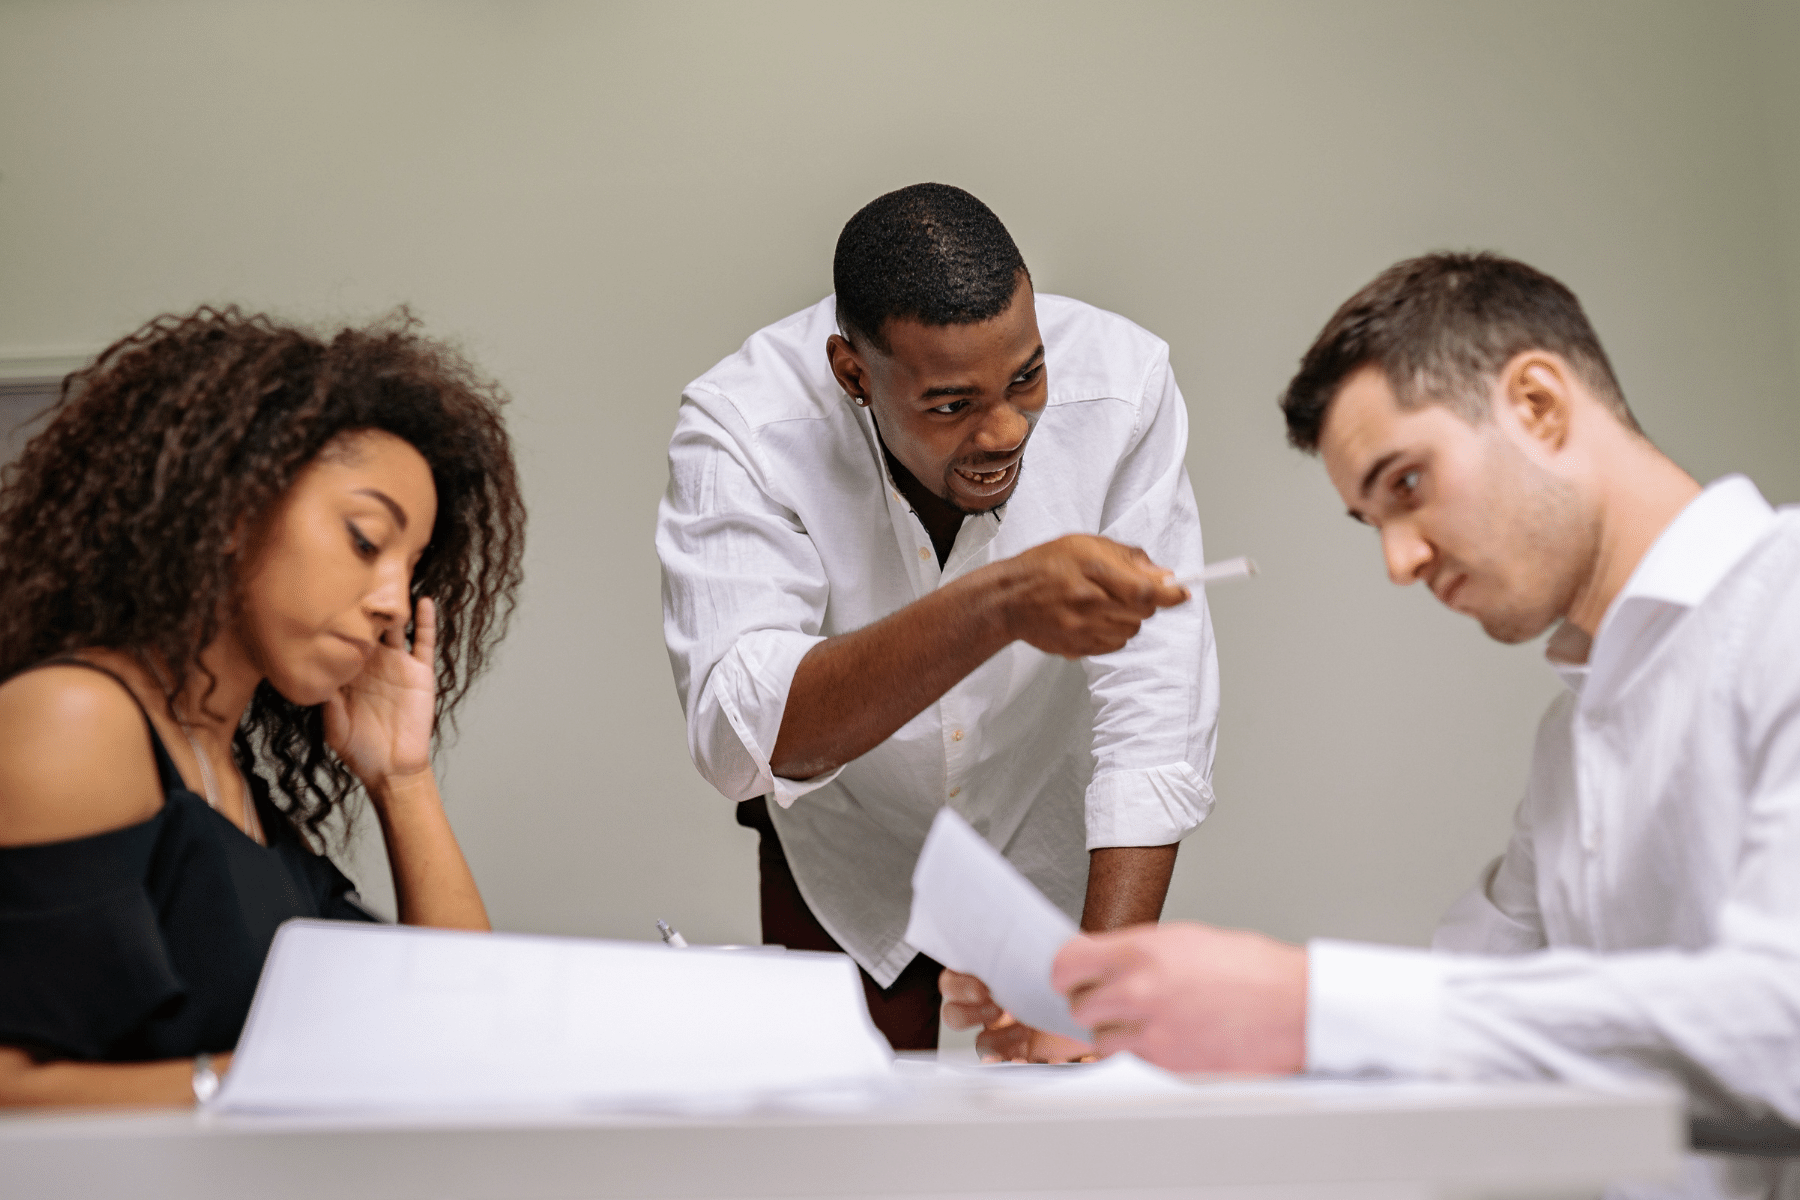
[948, 252, 1799, 1197]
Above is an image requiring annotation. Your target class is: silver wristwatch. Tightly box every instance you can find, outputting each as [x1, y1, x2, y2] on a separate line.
[191, 1052, 220, 1105]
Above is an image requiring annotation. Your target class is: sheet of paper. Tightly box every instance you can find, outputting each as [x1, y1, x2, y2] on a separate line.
[990, 1053, 1194, 1099]
[212, 920, 894, 1115]
[903, 808, 1087, 1042]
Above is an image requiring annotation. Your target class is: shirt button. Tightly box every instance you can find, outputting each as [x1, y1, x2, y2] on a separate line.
[952, 729, 964, 741]
[918, 547, 930, 561]
[948, 787, 961, 798]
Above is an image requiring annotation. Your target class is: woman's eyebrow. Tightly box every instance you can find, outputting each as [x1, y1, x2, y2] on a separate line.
[353, 488, 407, 530]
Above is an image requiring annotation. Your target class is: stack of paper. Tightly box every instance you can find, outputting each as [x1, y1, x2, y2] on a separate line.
[212, 921, 893, 1114]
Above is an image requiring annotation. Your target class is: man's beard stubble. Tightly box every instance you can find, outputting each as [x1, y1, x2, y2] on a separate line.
[1473, 452, 1597, 645]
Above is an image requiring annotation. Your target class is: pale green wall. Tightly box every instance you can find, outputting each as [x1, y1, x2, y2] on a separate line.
[2, 3, 1796, 966]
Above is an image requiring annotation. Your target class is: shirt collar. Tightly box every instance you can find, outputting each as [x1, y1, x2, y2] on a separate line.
[1611, 474, 1775, 609]
[1546, 474, 1775, 693]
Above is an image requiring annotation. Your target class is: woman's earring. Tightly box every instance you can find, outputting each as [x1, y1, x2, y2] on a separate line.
[854, 395, 870, 407]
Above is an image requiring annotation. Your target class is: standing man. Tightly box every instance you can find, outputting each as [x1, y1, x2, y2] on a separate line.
[658, 183, 1219, 1054]
[1009, 253, 1800, 1194]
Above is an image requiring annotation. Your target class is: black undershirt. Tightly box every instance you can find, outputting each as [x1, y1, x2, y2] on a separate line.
[879, 438, 966, 569]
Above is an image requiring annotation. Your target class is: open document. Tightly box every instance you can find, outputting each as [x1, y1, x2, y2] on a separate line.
[903, 809, 1088, 1043]
[212, 921, 893, 1114]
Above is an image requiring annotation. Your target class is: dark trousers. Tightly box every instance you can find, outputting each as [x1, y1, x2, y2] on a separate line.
[736, 796, 942, 1051]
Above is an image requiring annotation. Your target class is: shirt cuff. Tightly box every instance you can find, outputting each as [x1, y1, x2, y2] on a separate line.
[1306, 939, 1445, 1077]
[769, 762, 847, 809]
[1083, 763, 1213, 848]
[711, 631, 845, 808]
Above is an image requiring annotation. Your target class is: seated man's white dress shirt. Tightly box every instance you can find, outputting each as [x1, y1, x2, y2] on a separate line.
[1308, 475, 1800, 1199]
[658, 293, 1219, 986]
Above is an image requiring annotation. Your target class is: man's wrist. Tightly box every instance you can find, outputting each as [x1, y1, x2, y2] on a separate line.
[962, 557, 1023, 648]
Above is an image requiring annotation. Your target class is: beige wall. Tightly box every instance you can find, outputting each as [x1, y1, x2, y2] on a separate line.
[1754, 0, 1800, 393]
[3, 3, 1797, 966]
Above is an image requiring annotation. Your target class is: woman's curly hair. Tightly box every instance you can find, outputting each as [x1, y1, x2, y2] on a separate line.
[0, 306, 526, 845]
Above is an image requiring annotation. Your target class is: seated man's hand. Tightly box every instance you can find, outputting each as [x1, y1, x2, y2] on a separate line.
[940, 968, 1095, 1063]
[1050, 923, 1306, 1073]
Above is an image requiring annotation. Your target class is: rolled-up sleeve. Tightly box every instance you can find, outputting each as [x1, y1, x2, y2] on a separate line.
[1079, 350, 1220, 849]
[658, 388, 844, 807]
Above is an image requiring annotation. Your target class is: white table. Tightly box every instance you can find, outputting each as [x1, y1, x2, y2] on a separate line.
[1, 1066, 1684, 1200]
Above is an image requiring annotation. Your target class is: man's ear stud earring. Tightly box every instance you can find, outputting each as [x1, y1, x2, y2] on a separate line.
[854, 395, 870, 407]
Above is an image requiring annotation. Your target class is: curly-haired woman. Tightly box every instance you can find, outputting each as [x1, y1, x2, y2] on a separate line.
[0, 307, 526, 1106]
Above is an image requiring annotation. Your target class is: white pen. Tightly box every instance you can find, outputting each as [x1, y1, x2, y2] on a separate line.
[655, 919, 689, 948]
[1170, 555, 1259, 590]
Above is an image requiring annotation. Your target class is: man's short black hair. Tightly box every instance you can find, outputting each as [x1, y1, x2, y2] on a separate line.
[833, 183, 1029, 352]
[1280, 251, 1638, 452]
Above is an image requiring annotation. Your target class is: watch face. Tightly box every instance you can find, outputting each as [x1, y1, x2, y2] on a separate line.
[193, 1054, 221, 1104]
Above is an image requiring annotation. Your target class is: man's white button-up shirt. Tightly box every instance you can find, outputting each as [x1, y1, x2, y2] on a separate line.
[1306, 476, 1800, 1197]
[658, 293, 1219, 985]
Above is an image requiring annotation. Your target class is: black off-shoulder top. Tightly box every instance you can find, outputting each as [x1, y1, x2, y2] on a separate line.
[0, 661, 378, 1062]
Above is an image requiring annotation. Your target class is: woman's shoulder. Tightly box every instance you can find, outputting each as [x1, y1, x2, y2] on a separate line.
[0, 662, 165, 847]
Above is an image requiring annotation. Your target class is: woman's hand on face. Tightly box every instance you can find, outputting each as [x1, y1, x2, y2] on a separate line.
[324, 597, 437, 794]
[325, 596, 488, 931]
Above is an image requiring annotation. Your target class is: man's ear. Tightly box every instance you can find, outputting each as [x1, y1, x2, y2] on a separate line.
[1498, 352, 1575, 452]
[826, 333, 873, 407]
